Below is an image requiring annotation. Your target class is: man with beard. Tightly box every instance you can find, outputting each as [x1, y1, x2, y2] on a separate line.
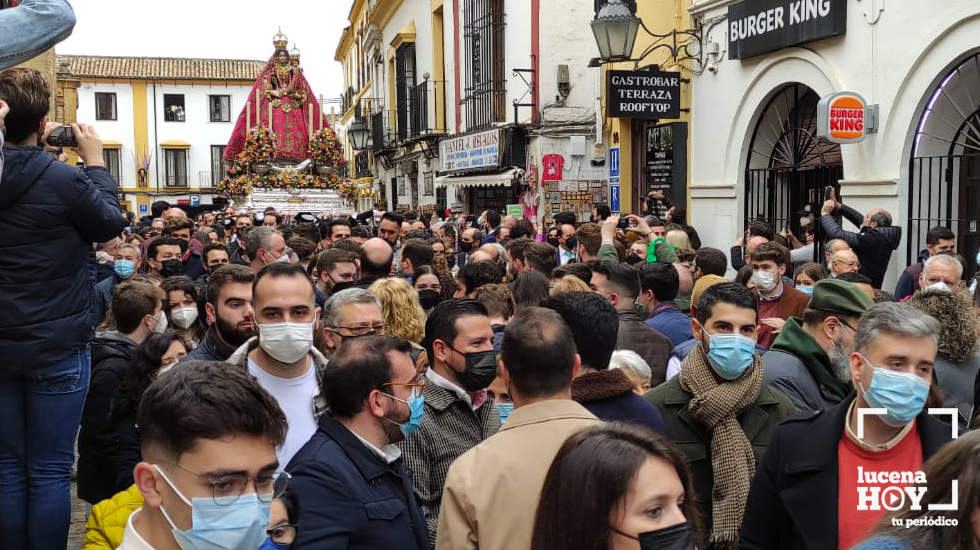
[286, 335, 428, 549]
[226, 262, 329, 467]
[183, 265, 255, 363]
[762, 279, 872, 413]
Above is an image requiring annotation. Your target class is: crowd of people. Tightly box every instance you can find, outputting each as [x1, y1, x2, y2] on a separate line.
[3, 18, 980, 550]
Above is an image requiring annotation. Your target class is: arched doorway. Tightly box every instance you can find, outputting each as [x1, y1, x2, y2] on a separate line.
[909, 52, 980, 277]
[744, 83, 842, 259]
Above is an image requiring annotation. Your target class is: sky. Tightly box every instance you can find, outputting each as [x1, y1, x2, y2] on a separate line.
[59, 0, 351, 109]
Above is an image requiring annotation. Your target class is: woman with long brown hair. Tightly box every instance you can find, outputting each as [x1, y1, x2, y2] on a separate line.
[531, 423, 701, 550]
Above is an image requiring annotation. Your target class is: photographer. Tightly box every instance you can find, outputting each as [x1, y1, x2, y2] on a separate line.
[0, 67, 126, 549]
[0, 0, 77, 70]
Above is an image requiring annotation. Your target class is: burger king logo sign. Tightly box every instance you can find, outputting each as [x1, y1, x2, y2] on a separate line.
[817, 92, 876, 144]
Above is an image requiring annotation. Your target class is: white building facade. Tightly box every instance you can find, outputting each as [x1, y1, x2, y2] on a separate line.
[336, 0, 603, 221]
[61, 55, 264, 216]
[687, 0, 980, 288]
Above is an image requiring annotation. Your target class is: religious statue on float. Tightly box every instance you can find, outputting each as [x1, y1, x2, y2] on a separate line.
[220, 29, 347, 198]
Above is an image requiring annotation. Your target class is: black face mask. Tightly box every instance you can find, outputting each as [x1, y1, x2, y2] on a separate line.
[159, 259, 184, 277]
[563, 236, 577, 251]
[418, 289, 442, 310]
[177, 239, 189, 255]
[460, 240, 474, 253]
[447, 345, 497, 392]
[330, 280, 358, 294]
[547, 237, 560, 248]
[615, 522, 695, 550]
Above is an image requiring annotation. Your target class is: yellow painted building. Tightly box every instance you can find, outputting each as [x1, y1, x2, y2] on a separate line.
[602, 0, 693, 215]
[56, 55, 264, 214]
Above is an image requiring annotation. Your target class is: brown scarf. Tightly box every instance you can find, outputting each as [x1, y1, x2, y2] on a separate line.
[678, 341, 763, 547]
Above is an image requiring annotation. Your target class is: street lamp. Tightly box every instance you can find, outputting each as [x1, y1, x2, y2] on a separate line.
[347, 117, 370, 150]
[590, 0, 702, 66]
[591, 0, 640, 62]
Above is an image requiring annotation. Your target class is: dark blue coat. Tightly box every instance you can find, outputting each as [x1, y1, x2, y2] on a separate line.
[645, 301, 693, 347]
[286, 414, 428, 550]
[0, 146, 125, 372]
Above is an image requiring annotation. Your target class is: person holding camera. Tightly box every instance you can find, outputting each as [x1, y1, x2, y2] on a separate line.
[0, 67, 126, 549]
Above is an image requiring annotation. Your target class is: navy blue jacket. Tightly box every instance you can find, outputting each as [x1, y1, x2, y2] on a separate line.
[645, 301, 693, 347]
[287, 414, 428, 550]
[0, 146, 125, 371]
[572, 368, 666, 434]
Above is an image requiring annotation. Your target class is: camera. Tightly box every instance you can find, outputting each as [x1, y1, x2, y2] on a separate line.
[45, 126, 77, 148]
[618, 216, 630, 229]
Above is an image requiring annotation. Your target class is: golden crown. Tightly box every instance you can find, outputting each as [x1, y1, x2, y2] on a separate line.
[273, 28, 288, 50]
[290, 45, 301, 62]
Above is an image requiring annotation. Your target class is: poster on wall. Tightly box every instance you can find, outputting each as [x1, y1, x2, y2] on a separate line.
[544, 180, 607, 223]
[645, 122, 688, 219]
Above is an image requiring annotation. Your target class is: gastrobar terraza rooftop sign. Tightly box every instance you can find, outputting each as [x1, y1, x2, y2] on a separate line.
[728, 0, 846, 60]
[606, 69, 681, 120]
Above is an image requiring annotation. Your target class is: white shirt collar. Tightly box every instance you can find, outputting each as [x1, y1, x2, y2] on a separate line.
[351, 431, 402, 464]
[119, 510, 157, 550]
[426, 368, 474, 409]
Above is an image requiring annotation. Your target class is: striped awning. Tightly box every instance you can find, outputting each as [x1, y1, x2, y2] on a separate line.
[435, 167, 524, 189]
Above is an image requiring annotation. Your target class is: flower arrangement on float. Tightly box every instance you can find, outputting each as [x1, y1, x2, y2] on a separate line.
[219, 126, 348, 196]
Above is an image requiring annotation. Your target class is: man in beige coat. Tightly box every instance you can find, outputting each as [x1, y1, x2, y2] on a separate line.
[435, 307, 600, 550]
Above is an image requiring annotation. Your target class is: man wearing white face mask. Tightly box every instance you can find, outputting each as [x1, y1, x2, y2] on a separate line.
[748, 241, 810, 349]
[916, 252, 965, 295]
[245, 226, 289, 272]
[226, 262, 329, 467]
[740, 303, 951, 550]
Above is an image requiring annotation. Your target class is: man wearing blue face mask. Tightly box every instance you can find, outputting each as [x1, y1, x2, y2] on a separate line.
[121, 360, 290, 550]
[286, 335, 428, 550]
[740, 302, 952, 550]
[645, 283, 795, 548]
[93, 242, 143, 327]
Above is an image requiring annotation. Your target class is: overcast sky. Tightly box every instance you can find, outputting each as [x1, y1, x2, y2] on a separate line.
[59, 0, 350, 110]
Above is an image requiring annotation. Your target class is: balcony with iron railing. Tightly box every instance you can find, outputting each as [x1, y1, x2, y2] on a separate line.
[354, 151, 372, 179]
[372, 109, 397, 153]
[396, 79, 448, 143]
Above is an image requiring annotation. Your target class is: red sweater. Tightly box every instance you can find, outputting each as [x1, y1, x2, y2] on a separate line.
[837, 423, 923, 550]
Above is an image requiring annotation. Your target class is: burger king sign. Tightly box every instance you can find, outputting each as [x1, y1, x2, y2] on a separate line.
[817, 91, 877, 144]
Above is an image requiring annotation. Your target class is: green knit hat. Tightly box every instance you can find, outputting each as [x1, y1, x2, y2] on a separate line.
[808, 278, 873, 318]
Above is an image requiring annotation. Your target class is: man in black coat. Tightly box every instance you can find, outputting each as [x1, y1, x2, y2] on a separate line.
[819, 195, 902, 289]
[740, 303, 952, 550]
[0, 67, 126, 548]
[287, 335, 428, 549]
[78, 281, 166, 504]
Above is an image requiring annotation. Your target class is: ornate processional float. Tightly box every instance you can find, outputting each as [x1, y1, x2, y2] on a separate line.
[220, 29, 353, 214]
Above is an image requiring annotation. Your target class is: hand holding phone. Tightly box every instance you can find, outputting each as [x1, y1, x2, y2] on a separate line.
[45, 125, 77, 148]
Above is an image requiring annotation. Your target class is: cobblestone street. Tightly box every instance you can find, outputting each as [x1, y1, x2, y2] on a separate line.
[68, 482, 90, 550]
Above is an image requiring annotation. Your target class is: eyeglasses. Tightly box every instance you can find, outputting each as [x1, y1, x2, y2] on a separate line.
[383, 375, 426, 399]
[331, 323, 385, 336]
[267, 522, 297, 544]
[161, 462, 291, 506]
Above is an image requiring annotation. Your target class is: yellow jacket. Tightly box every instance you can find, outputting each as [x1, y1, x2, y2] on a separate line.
[83, 484, 144, 550]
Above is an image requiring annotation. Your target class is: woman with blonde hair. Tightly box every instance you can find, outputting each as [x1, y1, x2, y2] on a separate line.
[665, 229, 691, 251]
[368, 277, 426, 344]
[368, 277, 429, 372]
[551, 274, 591, 295]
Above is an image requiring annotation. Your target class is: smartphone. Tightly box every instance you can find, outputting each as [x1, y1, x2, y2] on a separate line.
[617, 217, 630, 229]
[824, 186, 835, 201]
[46, 126, 77, 148]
